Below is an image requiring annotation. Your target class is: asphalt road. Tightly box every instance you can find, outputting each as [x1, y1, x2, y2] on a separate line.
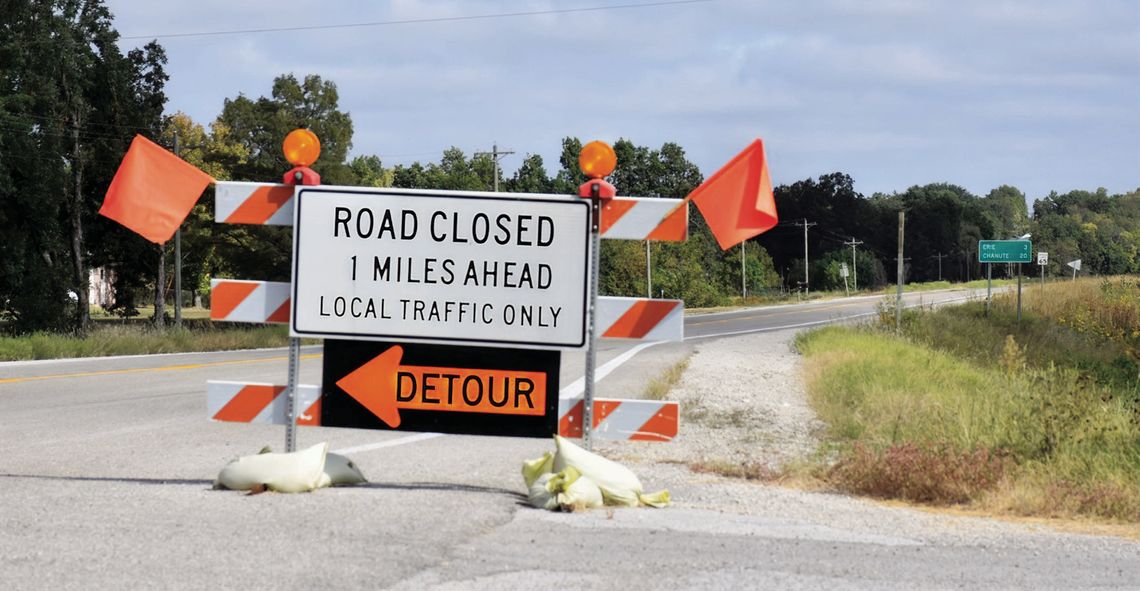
[2, 287, 1136, 590]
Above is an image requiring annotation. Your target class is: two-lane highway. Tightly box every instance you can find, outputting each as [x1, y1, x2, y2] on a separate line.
[4, 285, 1132, 591]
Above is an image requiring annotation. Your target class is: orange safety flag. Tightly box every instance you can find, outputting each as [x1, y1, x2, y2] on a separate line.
[685, 139, 778, 250]
[98, 135, 214, 244]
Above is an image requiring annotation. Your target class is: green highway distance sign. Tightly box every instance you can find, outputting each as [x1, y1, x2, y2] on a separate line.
[978, 240, 1032, 263]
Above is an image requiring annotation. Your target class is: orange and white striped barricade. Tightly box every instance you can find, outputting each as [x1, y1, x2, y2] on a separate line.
[557, 397, 679, 442]
[215, 181, 294, 225]
[209, 279, 290, 324]
[211, 183, 690, 444]
[595, 297, 683, 342]
[207, 381, 321, 426]
[599, 197, 687, 241]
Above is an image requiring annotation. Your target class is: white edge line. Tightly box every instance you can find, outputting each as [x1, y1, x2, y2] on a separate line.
[684, 295, 975, 341]
[332, 432, 444, 455]
[558, 340, 663, 400]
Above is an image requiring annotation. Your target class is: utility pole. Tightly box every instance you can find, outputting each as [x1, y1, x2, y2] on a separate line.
[896, 211, 905, 332]
[475, 143, 515, 192]
[931, 251, 947, 282]
[843, 237, 863, 291]
[794, 219, 816, 292]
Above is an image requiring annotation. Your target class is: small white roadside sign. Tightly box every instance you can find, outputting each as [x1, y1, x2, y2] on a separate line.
[290, 187, 591, 349]
[1037, 252, 1048, 266]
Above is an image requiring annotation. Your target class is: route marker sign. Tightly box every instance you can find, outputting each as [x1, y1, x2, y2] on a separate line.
[322, 339, 559, 438]
[1037, 251, 1048, 266]
[978, 240, 1032, 263]
[290, 187, 592, 349]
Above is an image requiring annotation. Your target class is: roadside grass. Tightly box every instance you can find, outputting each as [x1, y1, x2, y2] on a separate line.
[0, 323, 291, 361]
[642, 356, 691, 401]
[793, 277, 1140, 523]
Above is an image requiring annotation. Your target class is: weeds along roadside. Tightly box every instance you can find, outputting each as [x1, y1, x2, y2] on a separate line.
[794, 276, 1140, 523]
[0, 323, 293, 361]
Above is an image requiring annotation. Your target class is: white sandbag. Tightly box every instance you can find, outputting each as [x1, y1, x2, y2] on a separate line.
[318, 452, 368, 487]
[521, 451, 554, 488]
[552, 435, 670, 508]
[556, 470, 603, 511]
[527, 472, 560, 510]
[553, 435, 642, 506]
[215, 442, 329, 493]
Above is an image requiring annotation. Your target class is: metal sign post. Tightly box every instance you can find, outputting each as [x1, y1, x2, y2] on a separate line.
[1016, 263, 1022, 325]
[583, 190, 602, 450]
[281, 130, 322, 452]
[986, 263, 992, 315]
[576, 141, 618, 450]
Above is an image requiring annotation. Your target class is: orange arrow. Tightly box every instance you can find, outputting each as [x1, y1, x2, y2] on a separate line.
[336, 345, 405, 428]
[336, 345, 548, 429]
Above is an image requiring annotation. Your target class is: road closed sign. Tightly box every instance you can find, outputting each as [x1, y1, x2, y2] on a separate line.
[290, 188, 591, 348]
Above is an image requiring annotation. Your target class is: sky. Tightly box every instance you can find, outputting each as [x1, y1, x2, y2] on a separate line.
[103, 0, 1139, 203]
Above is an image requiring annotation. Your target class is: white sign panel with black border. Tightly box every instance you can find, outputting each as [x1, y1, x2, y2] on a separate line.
[1037, 252, 1048, 266]
[291, 187, 591, 349]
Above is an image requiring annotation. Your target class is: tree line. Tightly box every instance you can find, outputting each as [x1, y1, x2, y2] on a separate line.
[2, 1, 1136, 334]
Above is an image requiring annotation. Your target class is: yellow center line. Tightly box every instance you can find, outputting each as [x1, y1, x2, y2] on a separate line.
[0, 353, 323, 385]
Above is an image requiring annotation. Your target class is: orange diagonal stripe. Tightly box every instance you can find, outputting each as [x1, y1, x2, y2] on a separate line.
[559, 400, 584, 437]
[210, 281, 259, 320]
[630, 403, 679, 441]
[646, 202, 688, 241]
[266, 299, 291, 324]
[593, 399, 621, 428]
[213, 385, 285, 422]
[599, 198, 637, 235]
[603, 300, 679, 339]
[224, 185, 294, 224]
[297, 398, 321, 426]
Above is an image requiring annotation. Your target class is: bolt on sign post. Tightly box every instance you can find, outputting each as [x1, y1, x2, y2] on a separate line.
[207, 132, 691, 452]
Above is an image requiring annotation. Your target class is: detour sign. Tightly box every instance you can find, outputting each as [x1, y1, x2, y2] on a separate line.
[322, 340, 559, 438]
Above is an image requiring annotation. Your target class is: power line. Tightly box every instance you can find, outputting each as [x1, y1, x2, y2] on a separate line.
[119, 0, 715, 41]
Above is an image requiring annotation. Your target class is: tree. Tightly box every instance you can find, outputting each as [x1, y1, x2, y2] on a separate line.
[0, 0, 169, 332]
[504, 154, 553, 194]
[211, 74, 356, 281]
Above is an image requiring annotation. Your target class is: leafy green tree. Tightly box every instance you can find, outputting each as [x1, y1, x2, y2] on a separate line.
[348, 155, 393, 188]
[211, 74, 356, 281]
[505, 154, 553, 194]
[0, 0, 168, 332]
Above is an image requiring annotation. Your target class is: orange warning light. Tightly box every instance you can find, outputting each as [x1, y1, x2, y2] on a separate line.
[578, 140, 616, 179]
[283, 128, 321, 167]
